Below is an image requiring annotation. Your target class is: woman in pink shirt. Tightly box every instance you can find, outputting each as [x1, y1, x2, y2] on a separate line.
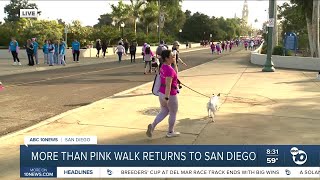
[146, 50, 180, 138]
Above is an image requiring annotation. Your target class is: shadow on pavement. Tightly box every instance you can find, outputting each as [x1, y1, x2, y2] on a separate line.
[111, 93, 153, 99]
[64, 102, 91, 107]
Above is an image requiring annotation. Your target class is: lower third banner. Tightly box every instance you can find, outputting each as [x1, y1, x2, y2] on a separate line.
[20, 145, 320, 178]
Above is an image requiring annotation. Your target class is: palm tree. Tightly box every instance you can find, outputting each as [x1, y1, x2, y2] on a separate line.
[110, 0, 129, 31]
[140, 1, 158, 35]
[125, 0, 146, 35]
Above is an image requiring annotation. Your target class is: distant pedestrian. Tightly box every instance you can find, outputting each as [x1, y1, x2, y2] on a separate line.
[114, 42, 125, 63]
[60, 38, 67, 62]
[54, 40, 59, 64]
[146, 49, 180, 138]
[8, 37, 21, 66]
[47, 40, 55, 66]
[172, 41, 187, 70]
[96, 39, 102, 58]
[216, 43, 221, 54]
[26, 39, 35, 66]
[59, 40, 66, 66]
[142, 43, 147, 62]
[32, 38, 39, 65]
[210, 43, 215, 54]
[244, 41, 248, 50]
[221, 41, 225, 52]
[43, 40, 49, 64]
[186, 41, 188, 49]
[156, 40, 168, 68]
[102, 40, 108, 58]
[129, 42, 137, 63]
[72, 39, 80, 62]
[143, 45, 154, 74]
[124, 39, 129, 54]
[250, 40, 254, 50]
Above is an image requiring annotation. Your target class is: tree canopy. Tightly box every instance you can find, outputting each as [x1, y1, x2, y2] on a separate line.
[4, 0, 41, 22]
[1, 0, 253, 47]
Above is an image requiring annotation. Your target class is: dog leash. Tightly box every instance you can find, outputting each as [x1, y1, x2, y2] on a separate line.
[178, 81, 211, 98]
[179, 80, 245, 99]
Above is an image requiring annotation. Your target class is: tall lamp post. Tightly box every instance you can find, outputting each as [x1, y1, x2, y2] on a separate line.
[179, 29, 182, 41]
[158, 0, 160, 43]
[120, 22, 125, 39]
[262, 0, 275, 72]
[64, 25, 68, 46]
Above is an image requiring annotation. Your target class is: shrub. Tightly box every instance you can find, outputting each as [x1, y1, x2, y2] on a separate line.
[272, 45, 284, 55]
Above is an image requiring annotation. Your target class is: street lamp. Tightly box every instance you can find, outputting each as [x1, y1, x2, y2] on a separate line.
[120, 22, 125, 39]
[262, 0, 275, 72]
[179, 29, 182, 41]
[158, 0, 161, 44]
[64, 25, 68, 46]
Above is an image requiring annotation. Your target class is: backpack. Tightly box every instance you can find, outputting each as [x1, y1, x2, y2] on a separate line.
[130, 45, 135, 51]
[152, 73, 161, 96]
[156, 45, 167, 55]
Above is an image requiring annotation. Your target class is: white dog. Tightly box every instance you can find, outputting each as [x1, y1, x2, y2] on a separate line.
[207, 93, 220, 121]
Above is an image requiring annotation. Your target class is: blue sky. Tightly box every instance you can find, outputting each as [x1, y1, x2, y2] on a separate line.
[0, 0, 289, 29]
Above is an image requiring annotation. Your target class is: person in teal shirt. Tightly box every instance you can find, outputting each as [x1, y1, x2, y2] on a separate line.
[59, 41, 66, 66]
[60, 38, 67, 63]
[9, 37, 21, 65]
[54, 40, 59, 64]
[72, 39, 80, 62]
[43, 39, 49, 64]
[32, 38, 39, 64]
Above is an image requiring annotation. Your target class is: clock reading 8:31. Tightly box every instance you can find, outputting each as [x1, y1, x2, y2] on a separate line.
[266, 149, 279, 155]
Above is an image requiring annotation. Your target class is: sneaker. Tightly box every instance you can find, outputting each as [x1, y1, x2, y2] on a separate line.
[12, 62, 17, 66]
[18, 62, 22, 65]
[166, 131, 180, 138]
[146, 124, 153, 137]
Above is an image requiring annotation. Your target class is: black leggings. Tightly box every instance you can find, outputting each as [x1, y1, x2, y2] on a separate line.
[11, 51, 20, 62]
[73, 50, 80, 61]
[130, 52, 136, 62]
[97, 49, 101, 56]
[27, 54, 34, 65]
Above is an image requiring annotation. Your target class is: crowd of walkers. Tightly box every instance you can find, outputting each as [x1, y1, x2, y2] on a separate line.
[243, 39, 263, 51]
[209, 40, 238, 54]
[8, 37, 73, 66]
[7, 36, 261, 71]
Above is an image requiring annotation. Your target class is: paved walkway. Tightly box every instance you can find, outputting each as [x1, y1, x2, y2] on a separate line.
[0, 47, 205, 76]
[1, 50, 320, 180]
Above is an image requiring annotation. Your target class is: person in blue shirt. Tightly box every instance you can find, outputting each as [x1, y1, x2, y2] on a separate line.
[72, 39, 80, 62]
[8, 37, 21, 65]
[60, 38, 67, 63]
[47, 40, 55, 66]
[43, 39, 49, 64]
[54, 40, 59, 64]
[59, 40, 66, 66]
[32, 38, 39, 65]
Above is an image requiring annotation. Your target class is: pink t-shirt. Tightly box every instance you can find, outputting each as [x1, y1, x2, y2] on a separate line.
[159, 64, 178, 96]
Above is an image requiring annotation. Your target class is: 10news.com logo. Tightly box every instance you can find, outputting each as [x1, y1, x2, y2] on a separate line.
[290, 147, 307, 165]
[23, 167, 54, 177]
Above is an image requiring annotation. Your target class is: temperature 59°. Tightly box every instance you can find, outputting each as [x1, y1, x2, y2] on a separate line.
[267, 157, 278, 163]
